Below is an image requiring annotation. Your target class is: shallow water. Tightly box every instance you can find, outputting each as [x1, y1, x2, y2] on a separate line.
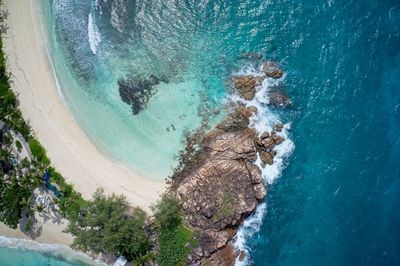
[0, 237, 102, 266]
[32, 0, 400, 265]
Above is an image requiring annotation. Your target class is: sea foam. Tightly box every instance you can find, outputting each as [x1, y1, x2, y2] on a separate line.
[231, 63, 294, 265]
[0, 236, 106, 265]
[88, 12, 101, 55]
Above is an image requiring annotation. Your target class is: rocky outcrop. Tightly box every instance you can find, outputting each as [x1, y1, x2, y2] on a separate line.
[261, 61, 283, 79]
[176, 128, 266, 265]
[255, 127, 285, 166]
[171, 59, 290, 265]
[231, 76, 259, 100]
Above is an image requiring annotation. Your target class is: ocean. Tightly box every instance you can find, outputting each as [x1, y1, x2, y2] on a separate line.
[2, 0, 400, 265]
[0, 237, 103, 266]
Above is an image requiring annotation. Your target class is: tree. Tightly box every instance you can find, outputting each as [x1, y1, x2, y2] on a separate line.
[152, 194, 197, 266]
[66, 188, 150, 261]
[0, 173, 39, 229]
[152, 194, 182, 230]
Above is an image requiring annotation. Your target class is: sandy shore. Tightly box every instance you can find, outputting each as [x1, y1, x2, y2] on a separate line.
[1, 0, 165, 211]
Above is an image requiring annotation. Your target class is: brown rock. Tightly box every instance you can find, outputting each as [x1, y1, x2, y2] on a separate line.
[232, 76, 257, 100]
[175, 129, 266, 264]
[216, 106, 254, 132]
[261, 61, 283, 79]
[248, 105, 258, 114]
[274, 123, 284, 132]
[238, 250, 246, 262]
[260, 131, 270, 140]
[261, 137, 275, 149]
[271, 133, 284, 145]
[260, 151, 274, 165]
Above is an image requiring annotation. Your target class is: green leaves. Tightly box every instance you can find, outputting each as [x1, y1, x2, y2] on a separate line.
[66, 189, 150, 261]
[152, 194, 197, 266]
[152, 194, 182, 230]
[28, 139, 50, 166]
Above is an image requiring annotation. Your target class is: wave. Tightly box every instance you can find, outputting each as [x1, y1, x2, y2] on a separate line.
[0, 236, 106, 266]
[88, 11, 101, 55]
[230, 63, 295, 264]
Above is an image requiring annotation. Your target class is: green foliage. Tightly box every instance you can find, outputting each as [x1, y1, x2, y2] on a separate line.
[24, 218, 33, 232]
[152, 194, 182, 230]
[28, 139, 50, 165]
[157, 225, 197, 266]
[152, 194, 197, 266]
[212, 192, 235, 222]
[0, 34, 30, 139]
[66, 189, 150, 261]
[0, 174, 40, 229]
[15, 139, 22, 152]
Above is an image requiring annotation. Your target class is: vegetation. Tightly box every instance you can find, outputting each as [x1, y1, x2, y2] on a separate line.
[0, 173, 40, 228]
[66, 188, 150, 261]
[0, 10, 197, 265]
[152, 194, 198, 266]
[213, 192, 235, 222]
[28, 139, 50, 165]
[15, 139, 22, 152]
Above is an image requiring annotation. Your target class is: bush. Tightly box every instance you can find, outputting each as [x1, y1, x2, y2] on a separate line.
[152, 194, 197, 266]
[157, 225, 197, 266]
[28, 139, 50, 165]
[15, 139, 22, 152]
[152, 194, 182, 230]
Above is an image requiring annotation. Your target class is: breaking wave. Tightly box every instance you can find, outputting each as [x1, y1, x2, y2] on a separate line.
[0, 236, 106, 266]
[231, 63, 295, 265]
[88, 11, 101, 55]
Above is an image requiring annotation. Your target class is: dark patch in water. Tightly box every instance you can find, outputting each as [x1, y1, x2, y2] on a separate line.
[118, 75, 162, 115]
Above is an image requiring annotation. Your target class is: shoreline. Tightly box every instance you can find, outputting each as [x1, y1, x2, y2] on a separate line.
[1, 0, 165, 213]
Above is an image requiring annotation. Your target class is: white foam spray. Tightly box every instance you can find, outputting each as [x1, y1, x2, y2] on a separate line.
[231, 63, 295, 265]
[88, 11, 101, 55]
[0, 236, 106, 265]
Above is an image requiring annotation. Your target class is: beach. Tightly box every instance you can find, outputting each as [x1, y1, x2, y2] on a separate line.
[1, 0, 165, 216]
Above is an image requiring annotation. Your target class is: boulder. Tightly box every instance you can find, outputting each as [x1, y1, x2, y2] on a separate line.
[260, 151, 275, 165]
[271, 133, 284, 145]
[274, 123, 284, 132]
[261, 136, 275, 149]
[261, 61, 283, 79]
[232, 76, 258, 100]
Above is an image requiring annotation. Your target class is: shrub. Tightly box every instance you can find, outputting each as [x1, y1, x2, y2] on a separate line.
[152, 194, 197, 266]
[152, 194, 182, 230]
[15, 139, 22, 152]
[157, 225, 197, 266]
[28, 139, 50, 165]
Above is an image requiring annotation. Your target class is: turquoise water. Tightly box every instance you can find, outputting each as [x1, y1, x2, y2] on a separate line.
[17, 0, 399, 265]
[0, 237, 102, 266]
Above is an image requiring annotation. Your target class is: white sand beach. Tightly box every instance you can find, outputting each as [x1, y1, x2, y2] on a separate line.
[1, 0, 165, 217]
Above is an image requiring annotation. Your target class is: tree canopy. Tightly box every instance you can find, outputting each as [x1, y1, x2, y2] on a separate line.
[66, 188, 149, 261]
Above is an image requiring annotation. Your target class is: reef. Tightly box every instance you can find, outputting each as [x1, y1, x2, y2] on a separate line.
[171, 60, 290, 265]
[118, 74, 163, 115]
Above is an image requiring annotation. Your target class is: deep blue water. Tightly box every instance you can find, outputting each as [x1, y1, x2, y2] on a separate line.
[246, 0, 400, 265]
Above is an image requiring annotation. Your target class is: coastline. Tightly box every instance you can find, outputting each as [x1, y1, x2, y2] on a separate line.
[1, 0, 165, 214]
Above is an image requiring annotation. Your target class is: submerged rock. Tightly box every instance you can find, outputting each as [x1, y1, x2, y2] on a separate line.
[267, 88, 291, 107]
[118, 74, 162, 115]
[216, 105, 254, 132]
